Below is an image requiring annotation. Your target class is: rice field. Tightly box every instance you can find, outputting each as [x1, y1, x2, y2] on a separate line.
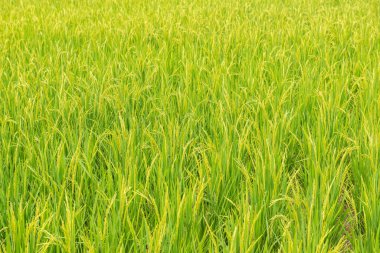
[0, 0, 380, 252]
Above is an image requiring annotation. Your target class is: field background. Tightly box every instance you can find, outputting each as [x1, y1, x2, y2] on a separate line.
[0, 0, 380, 252]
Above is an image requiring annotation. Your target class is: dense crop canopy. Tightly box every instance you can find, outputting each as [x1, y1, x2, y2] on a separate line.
[0, 0, 379, 252]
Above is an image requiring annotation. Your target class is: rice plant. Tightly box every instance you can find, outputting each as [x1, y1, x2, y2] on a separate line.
[0, 0, 379, 252]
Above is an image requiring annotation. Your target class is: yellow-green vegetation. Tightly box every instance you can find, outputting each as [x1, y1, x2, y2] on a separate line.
[1, 0, 379, 252]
